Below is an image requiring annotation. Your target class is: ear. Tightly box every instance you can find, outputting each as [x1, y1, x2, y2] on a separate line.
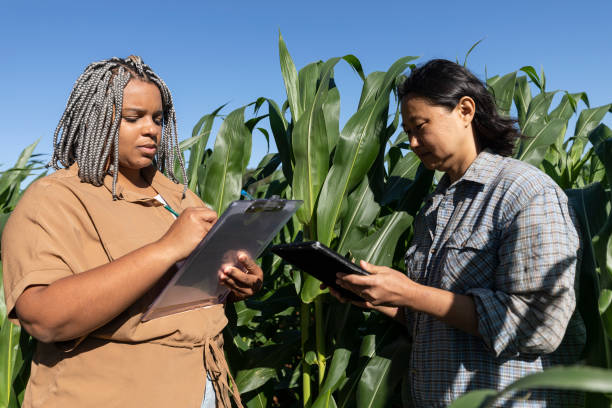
[456, 96, 475, 125]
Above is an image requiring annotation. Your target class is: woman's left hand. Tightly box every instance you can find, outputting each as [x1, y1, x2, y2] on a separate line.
[336, 260, 416, 308]
[219, 251, 263, 302]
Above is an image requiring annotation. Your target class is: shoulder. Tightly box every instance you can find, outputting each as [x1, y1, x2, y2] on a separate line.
[484, 155, 572, 229]
[492, 155, 566, 204]
[14, 170, 76, 209]
[6, 168, 98, 234]
[17, 169, 90, 210]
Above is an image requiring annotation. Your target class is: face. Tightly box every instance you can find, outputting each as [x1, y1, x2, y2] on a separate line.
[117, 79, 163, 172]
[400, 95, 478, 181]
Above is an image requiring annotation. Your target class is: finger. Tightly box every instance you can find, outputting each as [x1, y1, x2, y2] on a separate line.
[337, 272, 371, 287]
[185, 207, 217, 223]
[327, 287, 347, 304]
[221, 267, 251, 288]
[361, 301, 377, 309]
[223, 265, 263, 293]
[334, 278, 369, 302]
[236, 252, 263, 278]
[219, 274, 252, 295]
[359, 260, 389, 274]
[199, 210, 218, 223]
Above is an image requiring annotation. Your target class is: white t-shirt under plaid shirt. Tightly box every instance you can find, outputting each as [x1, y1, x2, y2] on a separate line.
[404, 150, 586, 407]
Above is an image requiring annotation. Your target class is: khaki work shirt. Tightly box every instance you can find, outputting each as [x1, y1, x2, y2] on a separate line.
[2, 164, 234, 407]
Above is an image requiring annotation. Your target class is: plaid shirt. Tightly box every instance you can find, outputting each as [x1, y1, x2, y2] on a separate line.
[404, 150, 586, 407]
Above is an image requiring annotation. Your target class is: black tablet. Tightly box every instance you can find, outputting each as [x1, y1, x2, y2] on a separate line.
[270, 241, 370, 302]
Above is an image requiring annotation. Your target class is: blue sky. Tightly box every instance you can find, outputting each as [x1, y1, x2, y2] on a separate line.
[1, 0, 610, 170]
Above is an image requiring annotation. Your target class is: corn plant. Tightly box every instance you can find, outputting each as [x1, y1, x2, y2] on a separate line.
[2, 38, 612, 408]
[220, 43, 612, 407]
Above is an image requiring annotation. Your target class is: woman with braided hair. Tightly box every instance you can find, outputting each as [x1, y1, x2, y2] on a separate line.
[2, 56, 259, 407]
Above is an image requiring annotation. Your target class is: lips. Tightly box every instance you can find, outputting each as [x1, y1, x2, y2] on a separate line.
[138, 145, 157, 155]
[414, 150, 430, 159]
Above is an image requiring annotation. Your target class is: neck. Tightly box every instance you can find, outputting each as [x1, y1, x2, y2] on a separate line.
[117, 166, 153, 190]
[447, 144, 480, 183]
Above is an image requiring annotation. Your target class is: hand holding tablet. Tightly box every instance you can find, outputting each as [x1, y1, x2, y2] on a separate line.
[271, 241, 370, 301]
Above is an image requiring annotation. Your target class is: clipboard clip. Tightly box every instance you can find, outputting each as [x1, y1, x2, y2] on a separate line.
[245, 196, 286, 213]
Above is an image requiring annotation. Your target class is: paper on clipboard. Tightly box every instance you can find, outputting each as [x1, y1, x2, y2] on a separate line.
[141, 198, 302, 322]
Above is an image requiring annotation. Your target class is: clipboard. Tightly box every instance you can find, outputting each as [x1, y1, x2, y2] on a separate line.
[141, 198, 302, 322]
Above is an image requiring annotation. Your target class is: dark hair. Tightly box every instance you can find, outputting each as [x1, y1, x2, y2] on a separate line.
[398, 59, 522, 156]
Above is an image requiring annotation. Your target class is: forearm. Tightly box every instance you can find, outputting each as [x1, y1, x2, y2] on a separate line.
[16, 240, 176, 342]
[405, 283, 480, 337]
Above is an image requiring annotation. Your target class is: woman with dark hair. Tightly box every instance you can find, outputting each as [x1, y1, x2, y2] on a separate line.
[2, 56, 259, 407]
[329, 59, 585, 407]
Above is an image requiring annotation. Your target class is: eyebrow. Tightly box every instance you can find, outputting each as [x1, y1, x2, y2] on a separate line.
[122, 108, 163, 115]
[401, 115, 425, 127]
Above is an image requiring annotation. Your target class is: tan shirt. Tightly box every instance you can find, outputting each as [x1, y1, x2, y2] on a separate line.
[2, 165, 234, 408]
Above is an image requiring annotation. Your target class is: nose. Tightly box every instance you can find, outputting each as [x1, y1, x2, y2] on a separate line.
[142, 116, 160, 136]
[409, 133, 420, 150]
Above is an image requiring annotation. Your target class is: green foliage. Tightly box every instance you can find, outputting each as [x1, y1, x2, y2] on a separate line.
[1, 37, 611, 408]
[448, 367, 612, 408]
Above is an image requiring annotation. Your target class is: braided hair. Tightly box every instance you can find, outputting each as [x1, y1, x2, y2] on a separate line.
[48, 55, 188, 198]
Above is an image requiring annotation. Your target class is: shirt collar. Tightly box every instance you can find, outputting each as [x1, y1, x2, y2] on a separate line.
[458, 149, 501, 186]
[430, 149, 501, 198]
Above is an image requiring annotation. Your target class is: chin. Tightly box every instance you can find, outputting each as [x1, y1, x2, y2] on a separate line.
[120, 159, 154, 171]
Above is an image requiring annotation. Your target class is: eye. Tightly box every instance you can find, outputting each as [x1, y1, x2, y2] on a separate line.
[154, 116, 163, 126]
[416, 121, 426, 130]
[122, 116, 138, 123]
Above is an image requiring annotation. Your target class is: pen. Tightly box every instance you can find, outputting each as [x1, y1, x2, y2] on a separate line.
[241, 189, 255, 200]
[164, 204, 180, 218]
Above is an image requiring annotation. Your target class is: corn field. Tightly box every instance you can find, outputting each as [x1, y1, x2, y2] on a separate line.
[1, 35, 612, 407]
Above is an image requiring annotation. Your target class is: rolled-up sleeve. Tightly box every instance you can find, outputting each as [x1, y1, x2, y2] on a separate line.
[466, 186, 579, 358]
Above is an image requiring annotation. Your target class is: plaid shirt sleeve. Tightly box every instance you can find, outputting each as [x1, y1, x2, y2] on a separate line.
[466, 186, 579, 358]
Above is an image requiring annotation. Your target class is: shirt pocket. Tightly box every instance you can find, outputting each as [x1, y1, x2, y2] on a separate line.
[440, 227, 498, 291]
[405, 244, 429, 284]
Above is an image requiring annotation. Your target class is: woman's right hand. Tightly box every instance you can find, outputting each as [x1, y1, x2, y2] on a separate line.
[156, 207, 218, 262]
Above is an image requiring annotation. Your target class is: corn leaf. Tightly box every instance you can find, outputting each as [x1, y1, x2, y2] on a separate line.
[245, 390, 267, 408]
[266, 99, 293, 183]
[485, 366, 612, 408]
[569, 104, 612, 166]
[350, 211, 413, 267]
[323, 82, 341, 154]
[514, 76, 532, 129]
[337, 178, 381, 255]
[516, 118, 566, 167]
[317, 56, 417, 246]
[356, 337, 410, 408]
[0, 318, 20, 407]
[279, 32, 301, 121]
[358, 72, 385, 110]
[187, 104, 225, 192]
[292, 57, 341, 226]
[567, 184, 611, 368]
[487, 72, 516, 116]
[311, 348, 351, 408]
[380, 152, 420, 206]
[520, 90, 558, 138]
[201, 107, 252, 214]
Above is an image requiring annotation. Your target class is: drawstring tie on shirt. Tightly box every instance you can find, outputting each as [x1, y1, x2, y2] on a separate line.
[204, 334, 244, 408]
